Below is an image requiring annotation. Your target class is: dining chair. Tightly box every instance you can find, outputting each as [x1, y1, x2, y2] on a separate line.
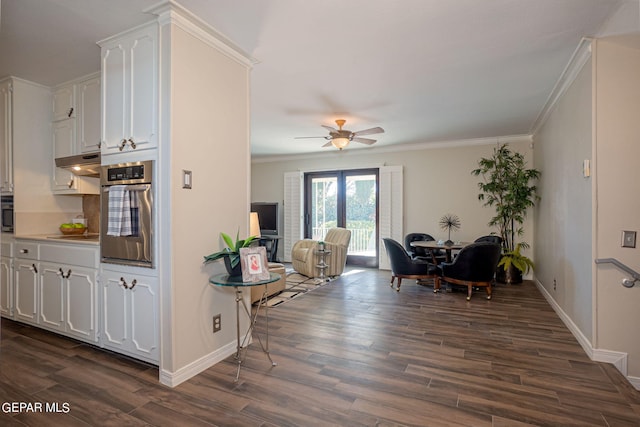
[474, 235, 503, 246]
[404, 233, 446, 264]
[436, 242, 501, 300]
[383, 238, 441, 291]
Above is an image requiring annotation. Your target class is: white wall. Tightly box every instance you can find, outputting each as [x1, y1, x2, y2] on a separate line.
[162, 22, 251, 375]
[12, 78, 82, 235]
[593, 38, 640, 378]
[252, 138, 535, 263]
[533, 57, 593, 340]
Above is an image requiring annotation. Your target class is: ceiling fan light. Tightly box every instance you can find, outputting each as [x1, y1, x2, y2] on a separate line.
[331, 137, 350, 150]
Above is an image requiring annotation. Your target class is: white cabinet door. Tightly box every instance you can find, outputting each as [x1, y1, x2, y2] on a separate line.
[52, 85, 75, 121]
[101, 271, 129, 352]
[14, 260, 39, 325]
[39, 262, 65, 332]
[0, 79, 13, 194]
[77, 77, 101, 153]
[66, 266, 97, 342]
[128, 274, 159, 360]
[101, 25, 158, 154]
[52, 119, 76, 191]
[0, 256, 12, 317]
[101, 269, 158, 363]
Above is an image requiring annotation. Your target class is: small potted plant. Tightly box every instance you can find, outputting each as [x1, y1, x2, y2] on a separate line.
[472, 144, 540, 284]
[203, 231, 257, 277]
[497, 243, 534, 278]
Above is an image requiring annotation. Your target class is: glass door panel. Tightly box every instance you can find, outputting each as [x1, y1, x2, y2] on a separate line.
[309, 176, 337, 241]
[345, 174, 377, 261]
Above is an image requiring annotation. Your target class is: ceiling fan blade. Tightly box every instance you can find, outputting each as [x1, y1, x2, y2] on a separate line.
[321, 125, 338, 133]
[322, 141, 334, 147]
[294, 136, 330, 139]
[353, 127, 384, 136]
[352, 137, 377, 145]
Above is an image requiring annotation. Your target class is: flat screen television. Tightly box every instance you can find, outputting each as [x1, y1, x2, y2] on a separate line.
[251, 202, 279, 236]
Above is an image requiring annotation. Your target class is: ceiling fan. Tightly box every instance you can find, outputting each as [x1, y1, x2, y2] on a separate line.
[295, 119, 384, 150]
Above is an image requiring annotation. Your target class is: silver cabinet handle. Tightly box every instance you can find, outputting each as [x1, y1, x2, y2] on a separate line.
[119, 139, 127, 151]
[20, 249, 28, 254]
[31, 264, 38, 274]
[58, 268, 64, 276]
[119, 277, 129, 289]
[129, 279, 137, 290]
[68, 178, 74, 188]
[128, 138, 136, 149]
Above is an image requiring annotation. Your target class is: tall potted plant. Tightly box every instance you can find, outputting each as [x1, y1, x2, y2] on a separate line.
[471, 144, 540, 284]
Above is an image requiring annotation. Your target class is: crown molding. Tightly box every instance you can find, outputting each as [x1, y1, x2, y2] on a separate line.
[530, 37, 593, 135]
[144, 0, 256, 68]
[251, 134, 532, 164]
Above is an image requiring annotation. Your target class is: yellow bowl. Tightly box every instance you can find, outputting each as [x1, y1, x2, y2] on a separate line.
[60, 226, 86, 235]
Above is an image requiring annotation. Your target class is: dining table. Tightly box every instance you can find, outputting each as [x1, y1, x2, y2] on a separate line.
[410, 240, 471, 263]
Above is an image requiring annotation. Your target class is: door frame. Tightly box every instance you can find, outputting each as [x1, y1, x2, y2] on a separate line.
[304, 168, 379, 267]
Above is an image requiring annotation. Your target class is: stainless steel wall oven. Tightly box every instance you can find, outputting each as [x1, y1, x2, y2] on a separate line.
[100, 160, 153, 267]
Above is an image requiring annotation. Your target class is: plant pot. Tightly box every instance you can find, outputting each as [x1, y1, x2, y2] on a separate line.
[224, 256, 242, 277]
[496, 263, 523, 284]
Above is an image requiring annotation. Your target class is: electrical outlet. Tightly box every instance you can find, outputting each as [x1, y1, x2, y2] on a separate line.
[213, 314, 221, 333]
[553, 278, 557, 290]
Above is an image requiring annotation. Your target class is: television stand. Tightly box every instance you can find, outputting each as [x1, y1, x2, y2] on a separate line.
[258, 235, 282, 262]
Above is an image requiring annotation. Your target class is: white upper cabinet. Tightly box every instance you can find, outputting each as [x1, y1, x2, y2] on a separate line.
[100, 24, 158, 154]
[0, 79, 13, 194]
[50, 74, 100, 195]
[77, 76, 101, 153]
[51, 119, 77, 192]
[52, 85, 75, 121]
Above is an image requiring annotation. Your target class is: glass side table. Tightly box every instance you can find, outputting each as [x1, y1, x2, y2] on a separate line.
[314, 249, 331, 281]
[209, 272, 281, 381]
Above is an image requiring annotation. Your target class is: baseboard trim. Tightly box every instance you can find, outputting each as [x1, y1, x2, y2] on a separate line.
[534, 279, 635, 388]
[159, 340, 237, 388]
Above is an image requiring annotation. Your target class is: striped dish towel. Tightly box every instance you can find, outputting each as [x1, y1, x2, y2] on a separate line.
[129, 190, 139, 237]
[107, 185, 132, 236]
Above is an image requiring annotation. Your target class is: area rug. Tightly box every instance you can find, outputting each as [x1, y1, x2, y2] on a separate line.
[258, 270, 333, 307]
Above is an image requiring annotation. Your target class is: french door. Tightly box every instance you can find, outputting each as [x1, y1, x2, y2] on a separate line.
[304, 169, 379, 267]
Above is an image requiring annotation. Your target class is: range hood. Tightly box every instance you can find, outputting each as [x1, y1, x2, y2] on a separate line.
[55, 152, 101, 177]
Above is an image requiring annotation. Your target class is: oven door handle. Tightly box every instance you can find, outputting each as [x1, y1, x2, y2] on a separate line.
[103, 184, 150, 192]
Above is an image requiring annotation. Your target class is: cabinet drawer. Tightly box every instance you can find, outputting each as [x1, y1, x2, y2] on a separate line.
[15, 242, 38, 260]
[40, 244, 98, 268]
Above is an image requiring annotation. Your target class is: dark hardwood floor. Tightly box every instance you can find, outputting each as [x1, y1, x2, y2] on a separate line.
[2, 266, 640, 426]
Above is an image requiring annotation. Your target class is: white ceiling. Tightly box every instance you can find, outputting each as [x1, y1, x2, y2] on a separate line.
[0, 0, 636, 158]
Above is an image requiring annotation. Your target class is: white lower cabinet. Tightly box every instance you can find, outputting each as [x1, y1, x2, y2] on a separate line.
[1, 255, 13, 318]
[66, 266, 98, 342]
[39, 263, 65, 332]
[39, 262, 97, 342]
[14, 259, 39, 325]
[100, 268, 159, 364]
[11, 240, 99, 344]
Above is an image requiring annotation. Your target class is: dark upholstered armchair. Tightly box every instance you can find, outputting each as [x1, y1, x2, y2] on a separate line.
[436, 242, 501, 300]
[383, 238, 440, 291]
[404, 233, 446, 264]
[474, 235, 503, 246]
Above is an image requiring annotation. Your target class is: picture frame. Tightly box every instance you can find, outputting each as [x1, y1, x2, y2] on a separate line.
[239, 246, 270, 282]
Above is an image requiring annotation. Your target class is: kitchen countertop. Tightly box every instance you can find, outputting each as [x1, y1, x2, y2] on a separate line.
[14, 233, 100, 246]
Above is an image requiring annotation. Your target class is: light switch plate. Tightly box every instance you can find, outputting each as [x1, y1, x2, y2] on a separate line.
[622, 231, 636, 248]
[182, 170, 192, 189]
